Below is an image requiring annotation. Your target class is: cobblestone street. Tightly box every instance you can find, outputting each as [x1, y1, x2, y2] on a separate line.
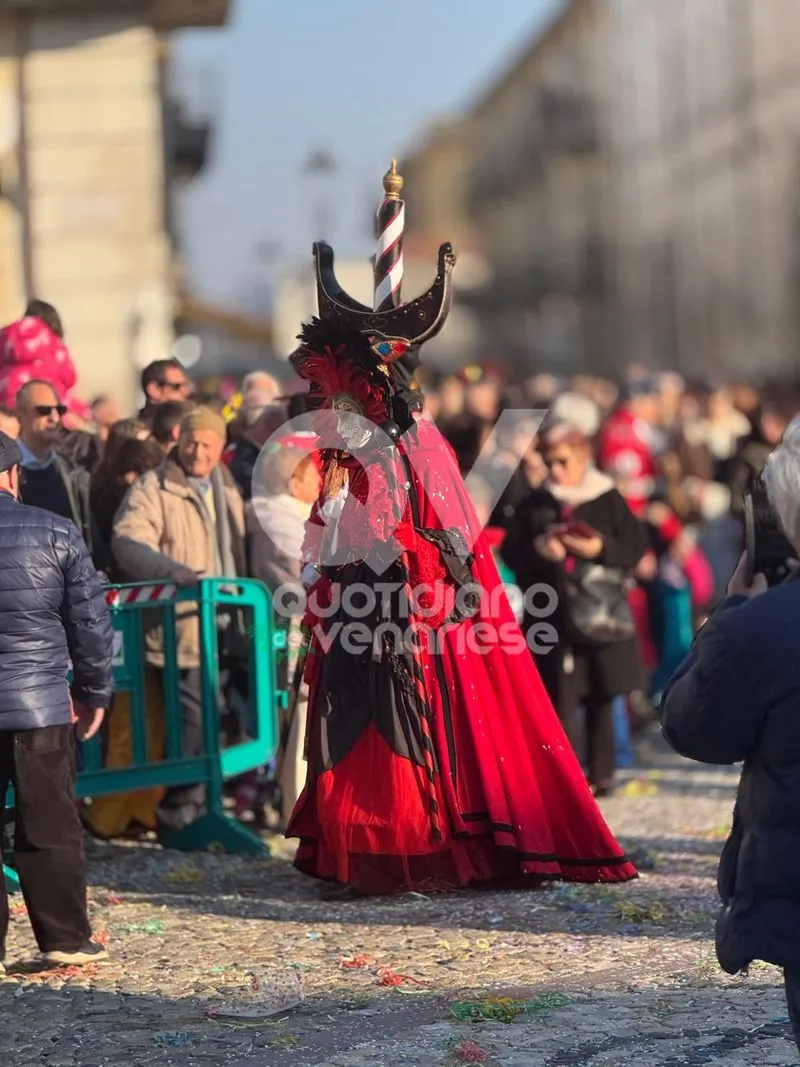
[3, 734, 797, 1066]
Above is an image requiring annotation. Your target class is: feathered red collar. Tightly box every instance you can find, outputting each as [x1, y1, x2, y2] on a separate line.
[300, 344, 390, 424]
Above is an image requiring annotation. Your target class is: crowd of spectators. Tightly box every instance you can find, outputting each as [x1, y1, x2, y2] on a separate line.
[2, 299, 796, 821]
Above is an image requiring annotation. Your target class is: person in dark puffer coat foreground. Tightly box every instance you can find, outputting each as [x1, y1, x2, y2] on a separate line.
[661, 413, 800, 1055]
[0, 430, 113, 973]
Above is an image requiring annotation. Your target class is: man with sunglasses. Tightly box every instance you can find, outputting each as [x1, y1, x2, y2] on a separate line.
[15, 380, 95, 555]
[139, 359, 191, 427]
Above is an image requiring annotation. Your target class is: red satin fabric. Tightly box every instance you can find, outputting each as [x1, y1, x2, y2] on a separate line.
[289, 417, 637, 894]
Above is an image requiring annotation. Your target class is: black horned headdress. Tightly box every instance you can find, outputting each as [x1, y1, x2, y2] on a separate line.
[291, 160, 456, 434]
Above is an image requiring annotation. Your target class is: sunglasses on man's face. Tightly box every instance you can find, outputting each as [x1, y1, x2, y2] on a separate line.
[159, 380, 189, 393]
[34, 405, 67, 417]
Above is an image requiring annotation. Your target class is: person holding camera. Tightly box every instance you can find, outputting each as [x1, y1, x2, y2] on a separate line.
[502, 421, 648, 796]
[661, 413, 800, 1051]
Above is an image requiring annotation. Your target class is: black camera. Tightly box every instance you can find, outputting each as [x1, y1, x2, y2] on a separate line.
[744, 476, 797, 587]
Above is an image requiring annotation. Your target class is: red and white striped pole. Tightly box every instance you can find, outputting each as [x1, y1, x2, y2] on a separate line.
[374, 162, 440, 838]
[373, 159, 405, 311]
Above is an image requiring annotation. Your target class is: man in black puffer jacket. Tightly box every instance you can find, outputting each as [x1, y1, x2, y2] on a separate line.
[661, 414, 800, 1053]
[0, 431, 113, 973]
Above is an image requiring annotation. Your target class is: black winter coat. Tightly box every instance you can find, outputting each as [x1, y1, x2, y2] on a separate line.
[662, 579, 800, 973]
[501, 474, 648, 707]
[228, 439, 259, 502]
[19, 452, 106, 568]
[0, 491, 114, 732]
[58, 429, 101, 475]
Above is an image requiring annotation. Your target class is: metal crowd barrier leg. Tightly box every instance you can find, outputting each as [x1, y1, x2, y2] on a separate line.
[3, 792, 18, 891]
[156, 580, 279, 856]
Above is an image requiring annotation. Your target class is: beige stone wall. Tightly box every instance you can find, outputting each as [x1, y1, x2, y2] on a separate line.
[0, 18, 25, 324]
[1, 14, 173, 411]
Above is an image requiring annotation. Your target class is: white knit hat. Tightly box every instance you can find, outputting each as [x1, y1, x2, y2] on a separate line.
[550, 392, 601, 438]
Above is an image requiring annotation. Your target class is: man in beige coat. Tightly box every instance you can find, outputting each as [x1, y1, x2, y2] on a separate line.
[112, 407, 245, 836]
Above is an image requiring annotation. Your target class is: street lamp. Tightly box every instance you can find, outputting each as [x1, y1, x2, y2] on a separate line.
[251, 240, 281, 311]
[303, 148, 337, 242]
[254, 240, 281, 268]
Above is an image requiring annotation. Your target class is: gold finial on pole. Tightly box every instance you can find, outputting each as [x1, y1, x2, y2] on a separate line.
[382, 158, 404, 200]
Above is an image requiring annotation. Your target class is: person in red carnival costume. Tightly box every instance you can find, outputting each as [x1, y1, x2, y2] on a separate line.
[284, 227, 636, 897]
[596, 379, 661, 517]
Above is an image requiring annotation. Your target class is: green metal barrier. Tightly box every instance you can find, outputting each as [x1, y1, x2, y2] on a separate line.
[4, 578, 287, 892]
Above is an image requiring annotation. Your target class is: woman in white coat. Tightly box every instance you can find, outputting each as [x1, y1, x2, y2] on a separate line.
[247, 444, 321, 825]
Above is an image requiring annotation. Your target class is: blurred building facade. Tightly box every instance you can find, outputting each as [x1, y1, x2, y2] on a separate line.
[401, 117, 479, 264]
[607, 0, 800, 381]
[177, 292, 273, 377]
[0, 0, 228, 411]
[409, 0, 800, 382]
[466, 0, 610, 375]
[396, 119, 483, 368]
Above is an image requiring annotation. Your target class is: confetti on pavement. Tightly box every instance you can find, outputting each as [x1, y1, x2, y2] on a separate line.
[1, 735, 793, 1065]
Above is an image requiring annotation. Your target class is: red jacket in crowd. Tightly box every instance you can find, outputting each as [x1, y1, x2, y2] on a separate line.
[596, 407, 658, 515]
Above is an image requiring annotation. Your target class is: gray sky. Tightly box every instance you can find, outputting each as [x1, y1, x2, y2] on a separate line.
[176, 0, 561, 307]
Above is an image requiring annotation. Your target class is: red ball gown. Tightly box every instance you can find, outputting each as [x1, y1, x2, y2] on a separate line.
[287, 415, 637, 895]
